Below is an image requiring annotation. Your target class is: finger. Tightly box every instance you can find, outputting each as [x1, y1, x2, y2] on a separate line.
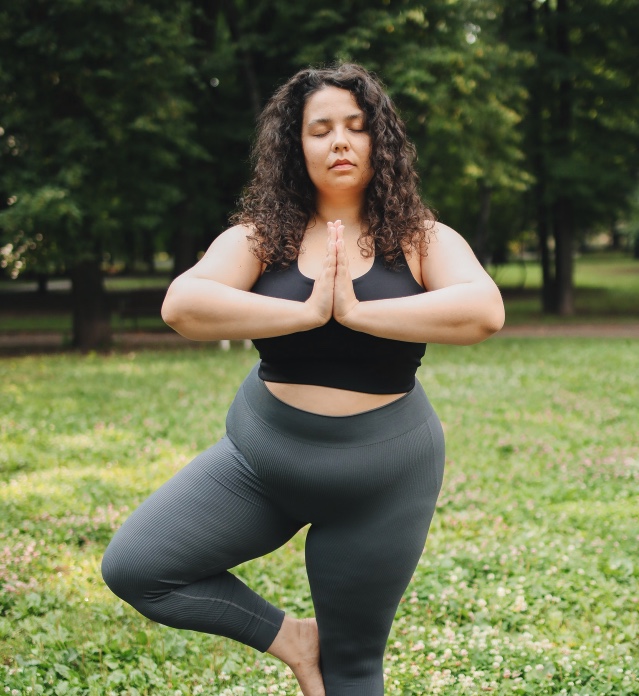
[324, 239, 337, 279]
[326, 225, 336, 254]
[335, 226, 349, 268]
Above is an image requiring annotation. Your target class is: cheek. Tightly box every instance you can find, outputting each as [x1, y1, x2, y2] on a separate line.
[303, 149, 325, 179]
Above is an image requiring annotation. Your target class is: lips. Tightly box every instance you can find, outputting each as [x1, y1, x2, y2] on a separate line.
[330, 159, 354, 169]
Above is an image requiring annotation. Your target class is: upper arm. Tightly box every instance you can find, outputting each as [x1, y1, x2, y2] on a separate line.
[178, 225, 263, 291]
[421, 222, 496, 292]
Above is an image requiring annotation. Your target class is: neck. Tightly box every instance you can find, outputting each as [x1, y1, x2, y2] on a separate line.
[312, 193, 366, 236]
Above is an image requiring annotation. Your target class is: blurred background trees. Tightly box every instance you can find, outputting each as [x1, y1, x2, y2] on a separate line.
[1, 0, 638, 348]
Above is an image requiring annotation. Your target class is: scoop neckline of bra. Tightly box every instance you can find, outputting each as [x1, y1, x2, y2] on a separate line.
[295, 254, 379, 283]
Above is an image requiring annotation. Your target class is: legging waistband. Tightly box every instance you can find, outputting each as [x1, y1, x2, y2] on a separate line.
[237, 363, 435, 447]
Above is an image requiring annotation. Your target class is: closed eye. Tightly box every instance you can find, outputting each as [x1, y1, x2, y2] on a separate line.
[312, 128, 366, 137]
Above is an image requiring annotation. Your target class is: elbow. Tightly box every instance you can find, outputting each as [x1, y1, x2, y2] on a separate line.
[486, 302, 506, 335]
[458, 299, 505, 345]
[161, 292, 180, 330]
[160, 280, 222, 341]
[478, 299, 506, 341]
[161, 281, 192, 333]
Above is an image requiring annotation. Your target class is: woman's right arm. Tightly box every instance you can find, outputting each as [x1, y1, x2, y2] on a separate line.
[161, 225, 335, 341]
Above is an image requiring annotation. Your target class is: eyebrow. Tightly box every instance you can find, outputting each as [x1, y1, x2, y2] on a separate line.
[307, 112, 364, 127]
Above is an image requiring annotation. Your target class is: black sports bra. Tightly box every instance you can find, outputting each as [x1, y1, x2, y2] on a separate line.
[251, 253, 427, 393]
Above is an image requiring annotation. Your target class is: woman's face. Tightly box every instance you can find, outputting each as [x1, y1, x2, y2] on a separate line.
[301, 86, 374, 197]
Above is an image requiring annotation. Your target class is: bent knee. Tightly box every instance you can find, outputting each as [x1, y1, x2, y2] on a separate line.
[101, 537, 157, 607]
[101, 542, 132, 601]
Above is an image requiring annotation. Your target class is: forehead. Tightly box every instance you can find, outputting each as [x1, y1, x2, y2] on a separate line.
[302, 86, 363, 124]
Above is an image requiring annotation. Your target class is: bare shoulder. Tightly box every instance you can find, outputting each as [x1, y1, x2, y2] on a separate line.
[205, 224, 258, 255]
[420, 221, 493, 291]
[401, 221, 457, 287]
[181, 224, 263, 290]
[424, 221, 466, 248]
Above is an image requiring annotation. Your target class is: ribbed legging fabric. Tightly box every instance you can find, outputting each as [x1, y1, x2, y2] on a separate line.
[101, 364, 445, 696]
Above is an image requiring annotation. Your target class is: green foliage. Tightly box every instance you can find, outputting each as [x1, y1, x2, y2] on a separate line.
[506, 0, 639, 233]
[0, 0, 200, 274]
[223, 0, 530, 243]
[1, 343, 638, 693]
[0, 187, 79, 278]
[1, 0, 638, 317]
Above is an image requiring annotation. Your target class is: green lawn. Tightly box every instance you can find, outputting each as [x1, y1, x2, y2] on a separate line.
[0, 314, 167, 333]
[1, 342, 638, 695]
[490, 253, 639, 324]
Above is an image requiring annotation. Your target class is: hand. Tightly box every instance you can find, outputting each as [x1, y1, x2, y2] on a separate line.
[304, 223, 337, 327]
[331, 221, 360, 325]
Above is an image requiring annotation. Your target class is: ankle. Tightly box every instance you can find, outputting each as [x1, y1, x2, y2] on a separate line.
[266, 615, 300, 664]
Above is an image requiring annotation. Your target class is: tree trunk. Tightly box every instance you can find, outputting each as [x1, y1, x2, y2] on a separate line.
[143, 229, 156, 273]
[610, 219, 622, 251]
[36, 273, 48, 294]
[474, 182, 492, 267]
[550, 0, 575, 316]
[171, 200, 199, 278]
[221, 0, 261, 120]
[553, 196, 574, 315]
[70, 259, 112, 351]
[538, 199, 556, 313]
[524, 0, 556, 313]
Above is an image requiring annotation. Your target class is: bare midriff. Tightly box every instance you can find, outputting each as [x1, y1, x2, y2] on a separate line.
[264, 381, 407, 416]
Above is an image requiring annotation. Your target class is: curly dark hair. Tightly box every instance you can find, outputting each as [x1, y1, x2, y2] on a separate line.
[231, 63, 436, 268]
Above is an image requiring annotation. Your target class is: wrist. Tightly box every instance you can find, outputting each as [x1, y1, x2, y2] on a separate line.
[335, 299, 362, 328]
[302, 299, 331, 330]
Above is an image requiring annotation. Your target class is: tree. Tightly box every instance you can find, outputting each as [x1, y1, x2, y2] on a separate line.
[0, 1, 200, 348]
[3, 0, 637, 344]
[505, 0, 639, 314]
[220, 0, 529, 264]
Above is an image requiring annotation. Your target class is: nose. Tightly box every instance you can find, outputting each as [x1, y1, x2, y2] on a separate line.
[331, 127, 350, 152]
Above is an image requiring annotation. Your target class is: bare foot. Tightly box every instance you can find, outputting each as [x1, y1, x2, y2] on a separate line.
[267, 616, 325, 696]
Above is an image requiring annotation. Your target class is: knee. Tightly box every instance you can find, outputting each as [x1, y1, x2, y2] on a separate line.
[101, 540, 131, 602]
[101, 536, 151, 607]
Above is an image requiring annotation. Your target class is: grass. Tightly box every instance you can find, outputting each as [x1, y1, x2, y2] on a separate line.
[0, 314, 167, 334]
[1, 341, 638, 695]
[489, 253, 639, 324]
[0, 276, 172, 294]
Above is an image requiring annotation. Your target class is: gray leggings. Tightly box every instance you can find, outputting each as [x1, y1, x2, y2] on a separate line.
[102, 364, 445, 695]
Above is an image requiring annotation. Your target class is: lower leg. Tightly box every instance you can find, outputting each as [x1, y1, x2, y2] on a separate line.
[267, 615, 325, 696]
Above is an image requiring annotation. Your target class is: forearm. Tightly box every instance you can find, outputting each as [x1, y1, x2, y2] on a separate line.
[161, 277, 318, 341]
[341, 282, 505, 345]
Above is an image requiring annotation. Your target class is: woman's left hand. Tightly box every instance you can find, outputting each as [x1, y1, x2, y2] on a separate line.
[330, 221, 360, 324]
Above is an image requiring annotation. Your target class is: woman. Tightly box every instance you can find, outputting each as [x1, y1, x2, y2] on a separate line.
[102, 63, 504, 696]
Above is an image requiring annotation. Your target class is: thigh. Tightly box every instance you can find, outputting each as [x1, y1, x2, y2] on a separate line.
[306, 503, 432, 639]
[102, 436, 303, 596]
[305, 491, 441, 694]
